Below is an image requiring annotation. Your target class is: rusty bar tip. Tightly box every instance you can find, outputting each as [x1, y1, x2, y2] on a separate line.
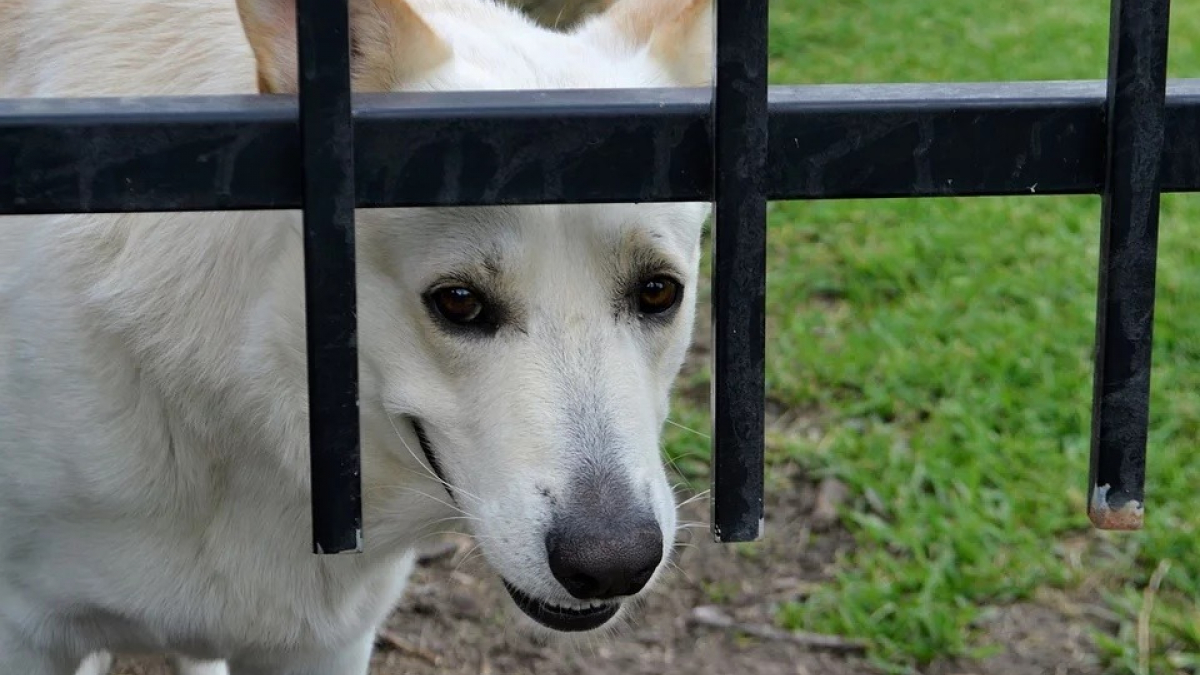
[1088, 484, 1144, 531]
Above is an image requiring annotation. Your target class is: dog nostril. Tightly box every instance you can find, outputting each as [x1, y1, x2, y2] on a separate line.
[563, 572, 598, 594]
[630, 560, 656, 588]
[545, 520, 664, 601]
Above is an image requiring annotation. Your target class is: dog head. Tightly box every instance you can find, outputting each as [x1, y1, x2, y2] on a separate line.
[237, 0, 713, 633]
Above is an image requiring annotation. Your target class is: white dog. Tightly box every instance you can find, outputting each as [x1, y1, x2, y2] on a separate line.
[0, 0, 713, 673]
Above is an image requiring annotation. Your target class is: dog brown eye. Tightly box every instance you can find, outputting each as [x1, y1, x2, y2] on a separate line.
[637, 277, 682, 315]
[432, 287, 484, 324]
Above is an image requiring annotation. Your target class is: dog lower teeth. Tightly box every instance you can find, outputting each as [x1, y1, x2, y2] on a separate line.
[502, 580, 622, 631]
[554, 602, 610, 614]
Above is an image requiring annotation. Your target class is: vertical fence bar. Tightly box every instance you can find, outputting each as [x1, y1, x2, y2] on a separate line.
[1088, 0, 1171, 531]
[297, 0, 363, 553]
[710, 0, 768, 542]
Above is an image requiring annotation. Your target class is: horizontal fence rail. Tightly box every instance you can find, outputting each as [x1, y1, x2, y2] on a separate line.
[4, 80, 1200, 216]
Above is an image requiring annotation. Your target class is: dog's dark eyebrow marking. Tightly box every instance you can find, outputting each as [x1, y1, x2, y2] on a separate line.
[433, 244, 507, 293]
[481, 254, 503, 280]
[606, 230, 688, 320]
[617, 228, 686, 279]
[618, 252, 684, 294]
[635, 252, 683, 278]
[429, 268, 491, 293]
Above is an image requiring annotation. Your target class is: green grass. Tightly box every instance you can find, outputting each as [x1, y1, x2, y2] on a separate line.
[663, 0, 1200, 672]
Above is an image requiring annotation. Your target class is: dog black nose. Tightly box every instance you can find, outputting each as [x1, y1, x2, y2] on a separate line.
[545, 516, 663, 601]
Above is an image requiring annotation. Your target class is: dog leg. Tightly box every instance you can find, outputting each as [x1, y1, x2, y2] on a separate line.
[74, 653, 114, 675]
[173, 656, 230, 675]
[226, 631, 373, 675]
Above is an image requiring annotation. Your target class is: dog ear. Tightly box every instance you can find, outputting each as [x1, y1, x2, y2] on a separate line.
[236, 0, 451, 93]
[579, 0, 713, 87]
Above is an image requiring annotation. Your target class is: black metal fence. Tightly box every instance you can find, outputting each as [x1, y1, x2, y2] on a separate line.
[0, 0, 1192, 553]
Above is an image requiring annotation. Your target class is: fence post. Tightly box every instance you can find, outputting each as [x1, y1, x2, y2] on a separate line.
[711, 0, 769, 542]
[297, 0, 364, 553]
[1088, 0, 1172, 530]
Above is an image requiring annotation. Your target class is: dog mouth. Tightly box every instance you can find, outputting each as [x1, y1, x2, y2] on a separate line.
[409, 418, 621, 632]
[502, 580, 621, 632]
[409, 418, 454, 500]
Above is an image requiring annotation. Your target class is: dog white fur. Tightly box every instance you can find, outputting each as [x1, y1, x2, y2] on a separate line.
[0, 0, 713, 672]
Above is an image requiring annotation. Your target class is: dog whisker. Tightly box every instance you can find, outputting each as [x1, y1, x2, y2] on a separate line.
[664, 558, 695, 584]
[665, 417, 711, 440]
[661, 451, 690, 482]
[387, 486, 477, 519]
[365, 487, 476, 524]
[418, 514, 477, 527]
[387, 463, 485, 504]
[451, 544, 487, 575]
[415, 530, 488, 541]
[407, 518, 478, 541]
[385, 412, 484, 506]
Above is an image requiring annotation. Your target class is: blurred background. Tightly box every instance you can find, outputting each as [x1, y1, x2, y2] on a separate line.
[541, 1, 1200, 673]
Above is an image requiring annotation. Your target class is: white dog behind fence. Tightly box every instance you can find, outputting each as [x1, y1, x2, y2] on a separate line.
[0, 0, 713, 673]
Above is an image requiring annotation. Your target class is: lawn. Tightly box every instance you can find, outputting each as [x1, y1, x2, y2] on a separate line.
[664, 0, 1200, 672]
